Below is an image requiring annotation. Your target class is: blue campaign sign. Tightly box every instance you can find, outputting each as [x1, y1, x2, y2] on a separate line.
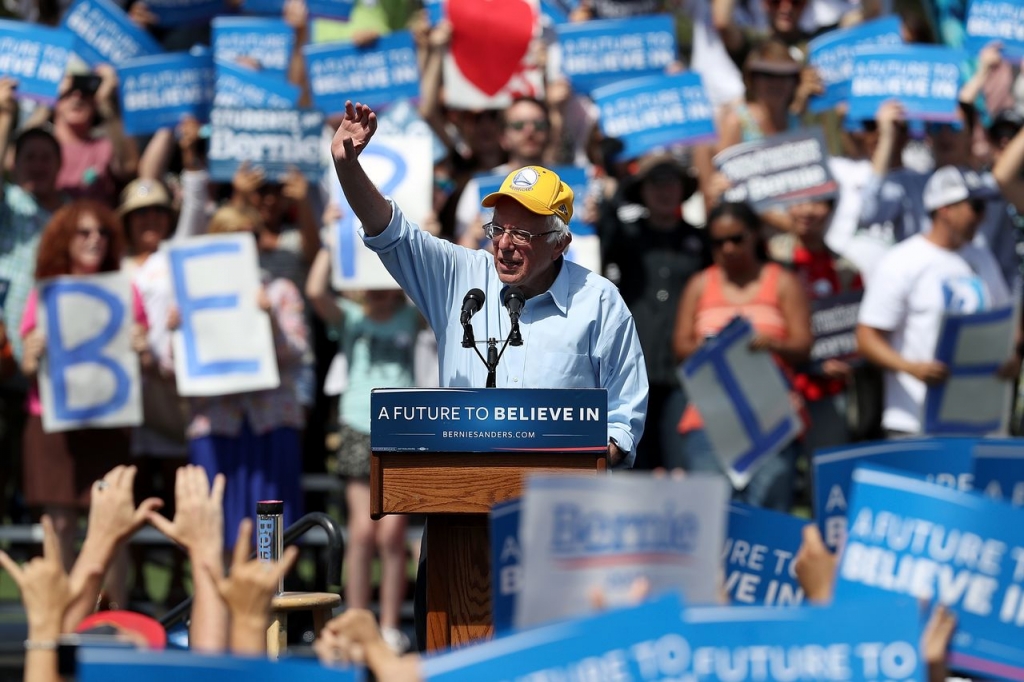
[715, 127, 839, 212]
[146, 0, 226, 26]
[423, 0, 445, 23]
[807, 16, 903, 114]
[836, 465, 1024, 681]
[212, 17, 294, 76]
[549, 165, 596, 238]
[118, 52, 215, 137]
[925, 306, 1016, 436]
[490, 497, 522, 635]
[78, 648, 365, 682]
[61, 0, 163, 67]
[423, 591, 925, 681]
[214, 60, 300, 110]
[593, 72, 716, 160]
[974, 438, 1024, 506]
[678, 316, 801, 490]
[369, 388, 608, 453]
[0, 21, 74, 103]
[304, 30, 420, 113]
[813, 437, 976, 551]
[724, 502, 806, 606]
[241, 0, 354, 18]
[207, 108, 325, 182]
[846, 45, 965, 123]
[555, 15, 677, 95]
[966, 0, 1024, 60]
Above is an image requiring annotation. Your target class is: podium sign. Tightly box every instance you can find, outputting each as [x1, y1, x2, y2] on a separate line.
[370, 387, 608, 453]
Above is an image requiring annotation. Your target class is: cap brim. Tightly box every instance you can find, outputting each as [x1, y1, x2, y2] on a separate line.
[481, 190, 556, 216]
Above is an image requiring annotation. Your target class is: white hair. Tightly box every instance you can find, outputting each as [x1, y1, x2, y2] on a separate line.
[545, 213, 570, 244]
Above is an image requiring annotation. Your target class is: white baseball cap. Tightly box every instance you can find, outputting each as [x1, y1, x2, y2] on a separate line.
[922, 165, 1000, 212]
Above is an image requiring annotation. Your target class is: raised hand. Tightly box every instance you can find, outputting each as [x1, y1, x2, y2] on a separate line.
[331, 101, 378, 167]
[146, 465, 225, 561]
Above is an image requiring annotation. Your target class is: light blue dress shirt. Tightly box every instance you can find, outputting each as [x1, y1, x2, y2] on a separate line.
[362, 199, 648, 466]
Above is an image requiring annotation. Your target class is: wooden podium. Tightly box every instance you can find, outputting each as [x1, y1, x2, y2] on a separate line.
[369, 449, 607, 650]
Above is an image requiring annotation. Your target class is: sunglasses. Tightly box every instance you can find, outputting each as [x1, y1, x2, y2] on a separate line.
[506, 119, 550, 132]
[710, 233, 746, 248]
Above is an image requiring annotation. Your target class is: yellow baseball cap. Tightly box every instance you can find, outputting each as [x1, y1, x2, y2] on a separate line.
[481, 166, 574, 225]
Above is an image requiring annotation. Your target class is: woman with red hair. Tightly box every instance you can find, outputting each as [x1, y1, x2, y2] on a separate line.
[19, 200, 151, 606]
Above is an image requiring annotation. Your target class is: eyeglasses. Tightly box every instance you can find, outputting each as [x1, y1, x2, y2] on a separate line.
[710, 233, 746, 248]
[506, 119, 550, 132]
[75, 227, 111, 240]
[483, 222, 559, 245]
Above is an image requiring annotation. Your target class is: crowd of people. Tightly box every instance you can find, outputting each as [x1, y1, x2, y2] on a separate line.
[0, 0, 1022, 674]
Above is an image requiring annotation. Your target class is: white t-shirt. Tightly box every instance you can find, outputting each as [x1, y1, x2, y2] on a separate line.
[858, 234, 1012, 433]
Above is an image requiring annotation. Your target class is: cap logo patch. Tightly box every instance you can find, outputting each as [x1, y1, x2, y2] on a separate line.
[511, 168, 539, 190]
[137, 183, 151, 196]
[557, 204, 568, 215]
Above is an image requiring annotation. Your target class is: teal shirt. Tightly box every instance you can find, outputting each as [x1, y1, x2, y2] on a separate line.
[333, 296, 420, 434]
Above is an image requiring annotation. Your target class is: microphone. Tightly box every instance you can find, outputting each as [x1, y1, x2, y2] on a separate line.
[502, 286, 525, 347]
[460, 288, 485, 325]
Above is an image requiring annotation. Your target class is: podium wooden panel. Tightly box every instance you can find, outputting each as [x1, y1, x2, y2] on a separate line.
[370, 451, 607, 651]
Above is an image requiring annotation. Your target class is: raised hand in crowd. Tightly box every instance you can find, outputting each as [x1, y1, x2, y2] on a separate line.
[148, 466, 229, 652]
[790, 66, 825, 117]
[231, 161, 267, 206]
[205, 518, 299, 656]
[127, 1, 158, 29]
[0, 517, 88, 682]
[63, 466, 163, 631]
[922, 605, 957, 682]
[793, 523, 837, 604]
[315, 609, 422, 682]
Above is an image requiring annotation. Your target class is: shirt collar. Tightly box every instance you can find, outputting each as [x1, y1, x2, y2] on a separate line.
[540, 257, 570, 315]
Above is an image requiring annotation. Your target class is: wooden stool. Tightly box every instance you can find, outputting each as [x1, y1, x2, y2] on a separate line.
[267, 591, 342, 658]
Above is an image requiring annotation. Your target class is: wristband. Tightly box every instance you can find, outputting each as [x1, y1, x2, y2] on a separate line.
[24, 640, 58, 651]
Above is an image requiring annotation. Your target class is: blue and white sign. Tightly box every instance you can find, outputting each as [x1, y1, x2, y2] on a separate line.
[214, 60, 300, 110]
[925, 306, 1016, 436]
[370, 388, 608, 453]
[549, 165, 600, 273]
[119, 52, 215, 137]
[678, 316, 802, 490]
[79, 648, 364, 682]
[516, 473, 728, 628]
[61, 0, 163, 67]
[241, 0, 354, 18]
[966, 0, 1024, 60]
[836, 465, 1024, 681]
[490, 497, 522, 635]
[146, 0, 226, 26]
[847, 45, 964, 123]
[555, 15, 677, 95]
[304, 30, 420, 113]
[724, 502, 806, 606]
[807, 16, 904, 113]
[166, 233, 280, 397]
[424, 591, 925, 682]
[37, 272, 141, 433]
[813, 437, 976, 550]
[330, 135, 432, 291]
[593, 72, 717, 160]
[715, 127, 839, 212]
[212, 17, 294, 76]
[974, 438, 1024, 506]
[207, 108, 324, 182]
[0, 21, 74, 103]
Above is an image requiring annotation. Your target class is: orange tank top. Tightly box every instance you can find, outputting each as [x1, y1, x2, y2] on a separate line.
[680, 263, 794, 434]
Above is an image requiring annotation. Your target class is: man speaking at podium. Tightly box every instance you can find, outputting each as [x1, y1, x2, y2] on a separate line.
[330, 101, 648, 468]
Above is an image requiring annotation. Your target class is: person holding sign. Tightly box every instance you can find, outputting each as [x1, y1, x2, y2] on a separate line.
[673, 201, 812, 509]
[307, 250, 420, 653]
[172, 205, 308, 548]
[856, 165, 1014, 437]
[18, 200, 151, 607]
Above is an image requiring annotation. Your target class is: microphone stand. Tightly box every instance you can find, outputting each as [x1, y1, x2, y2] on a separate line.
[463, 317, 523, 388]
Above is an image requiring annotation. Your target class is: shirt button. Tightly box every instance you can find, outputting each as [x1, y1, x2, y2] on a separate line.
[513, 377, 519, 383]
[656, 289, 669, 302]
